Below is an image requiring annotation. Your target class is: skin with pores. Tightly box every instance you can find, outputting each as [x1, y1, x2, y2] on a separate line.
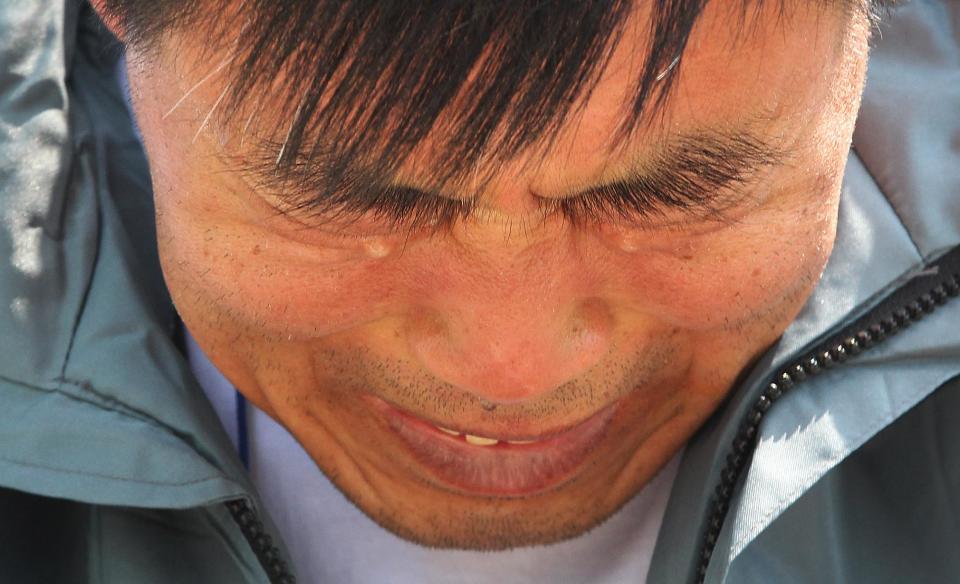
[115, 1, 869, 549]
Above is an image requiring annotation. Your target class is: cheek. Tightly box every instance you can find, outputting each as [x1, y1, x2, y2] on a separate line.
[155, 198, 401, 341]
[612, 198, 839, 331]
[159, 201, 838, 345]
[163, 245, 400, 342]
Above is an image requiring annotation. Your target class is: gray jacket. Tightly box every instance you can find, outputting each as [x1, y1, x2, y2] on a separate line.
[0, 2, 958, 583]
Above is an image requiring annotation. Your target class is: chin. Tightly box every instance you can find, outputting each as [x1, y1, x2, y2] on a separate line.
[357, 491, 625, 551]
[316, 449, 642, 551]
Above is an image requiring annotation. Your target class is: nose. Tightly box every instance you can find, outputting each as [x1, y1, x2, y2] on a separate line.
[407, 285, 613, 404]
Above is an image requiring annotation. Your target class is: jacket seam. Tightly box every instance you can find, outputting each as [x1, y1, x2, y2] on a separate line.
[0, 374, 233, 487]
[1, 371, 177, 441]
[0, 454, 227, 487]
[850, 145, 923, 259]
[57, 140, 103, 385]
[56, 376, 242, 477]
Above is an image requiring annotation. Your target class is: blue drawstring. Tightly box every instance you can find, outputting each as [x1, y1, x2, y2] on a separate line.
[235, 389, 250, 470]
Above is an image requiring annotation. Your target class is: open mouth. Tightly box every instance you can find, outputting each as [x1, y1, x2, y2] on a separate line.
[368, 397, 620, 497]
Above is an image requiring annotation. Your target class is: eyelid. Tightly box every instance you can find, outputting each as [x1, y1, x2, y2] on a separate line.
[543, 187, 728, 231]
[282, 188, 694, 236]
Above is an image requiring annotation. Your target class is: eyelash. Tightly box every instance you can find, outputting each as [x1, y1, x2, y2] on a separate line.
[552, 184, 682, 228]
[285, 187, 702, 240]
[277, 187, 471, 239]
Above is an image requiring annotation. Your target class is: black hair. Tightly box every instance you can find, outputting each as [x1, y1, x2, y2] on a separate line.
[98, 0, 896, 228]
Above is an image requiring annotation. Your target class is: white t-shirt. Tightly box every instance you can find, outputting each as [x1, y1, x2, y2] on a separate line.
[187, 333, 679, 584]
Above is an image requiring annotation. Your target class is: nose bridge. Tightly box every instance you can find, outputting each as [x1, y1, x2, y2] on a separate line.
[408, 252, 612, 403]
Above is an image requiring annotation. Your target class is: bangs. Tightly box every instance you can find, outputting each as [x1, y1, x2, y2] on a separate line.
[102, 0, 894, 198]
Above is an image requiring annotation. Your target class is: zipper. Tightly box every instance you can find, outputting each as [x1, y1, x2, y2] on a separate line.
[227, 499, 297, 584]
[695, 246, 960, 584]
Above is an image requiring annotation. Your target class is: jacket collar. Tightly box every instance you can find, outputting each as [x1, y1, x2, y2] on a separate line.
[650, 2, 960, 580]
[0, 3, 253, 509]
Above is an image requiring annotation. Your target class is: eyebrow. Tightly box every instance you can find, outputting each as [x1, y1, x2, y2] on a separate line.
[237, 127, 786, 229]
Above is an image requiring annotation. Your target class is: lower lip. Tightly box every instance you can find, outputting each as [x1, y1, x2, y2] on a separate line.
[370, 399, 618, 497]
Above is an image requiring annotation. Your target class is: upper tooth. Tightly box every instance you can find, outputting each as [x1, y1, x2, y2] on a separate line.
[464, 434, 499, 446]
[436, 426, 461, 436]
[506, 439, 536, 445]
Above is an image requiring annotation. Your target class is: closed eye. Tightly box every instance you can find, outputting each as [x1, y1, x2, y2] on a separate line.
[244, 129, 785, 236]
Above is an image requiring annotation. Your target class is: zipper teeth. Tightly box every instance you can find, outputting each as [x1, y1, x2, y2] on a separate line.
[695, 266, 960, 584]
[227, 499, 297, 584]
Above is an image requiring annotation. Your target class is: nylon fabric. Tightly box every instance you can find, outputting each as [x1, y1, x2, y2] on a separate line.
[852, 1, 960, 256]
[0, 3, 254, 511]
[727, 376, 960, 584]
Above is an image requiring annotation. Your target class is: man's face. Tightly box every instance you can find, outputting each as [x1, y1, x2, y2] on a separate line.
[121, 2, 869, 549]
